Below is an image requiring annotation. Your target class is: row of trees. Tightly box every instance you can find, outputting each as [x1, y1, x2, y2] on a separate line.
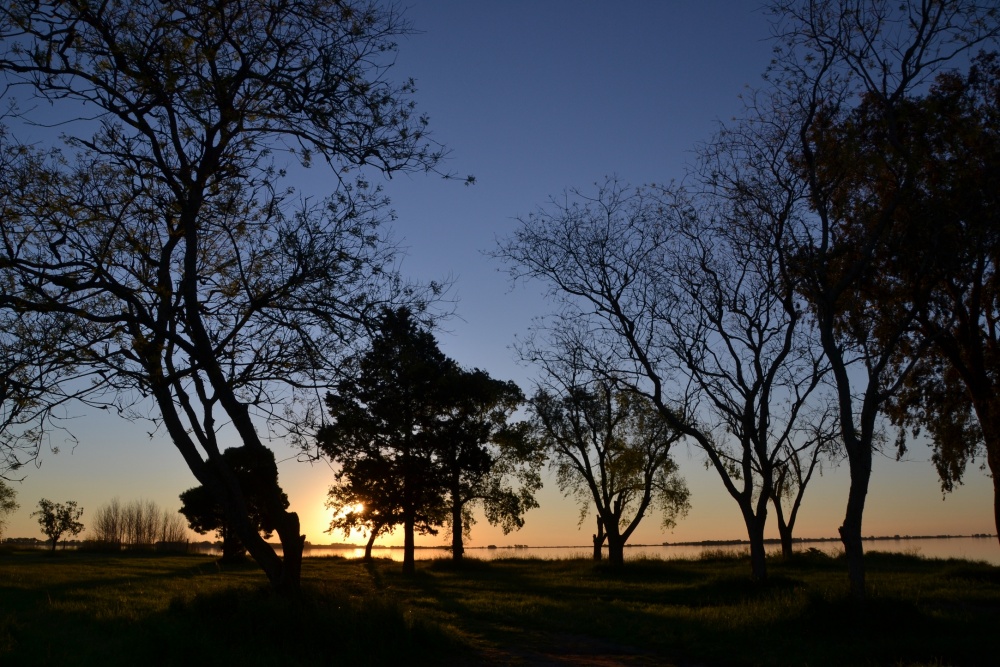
[497, 1, 1000, 599]
[0, 0, 997, 600]
[91, 498, 187, 550]
[313, 307, 693, 572]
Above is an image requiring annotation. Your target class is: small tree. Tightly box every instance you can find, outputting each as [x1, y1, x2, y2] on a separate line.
[326, 463, 401, 560]
[0, 480, 18, 540]
[529, 367, 689, 570]
[33, 499, 84, 551]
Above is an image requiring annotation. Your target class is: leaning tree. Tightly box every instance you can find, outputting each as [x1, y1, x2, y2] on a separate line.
[0, 0, 451, 591]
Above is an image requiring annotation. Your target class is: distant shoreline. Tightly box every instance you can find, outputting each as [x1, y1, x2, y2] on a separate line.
[295, 533, 998, 551]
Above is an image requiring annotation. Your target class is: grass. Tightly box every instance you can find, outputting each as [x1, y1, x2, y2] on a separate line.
[1, 547, 998, 666]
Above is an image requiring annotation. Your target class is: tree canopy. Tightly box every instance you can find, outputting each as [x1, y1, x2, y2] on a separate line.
[0, 0, 451, 591]
[180, 447, 290, 561]
[32, 498, 84, 551]
[315, 307, 540, 570]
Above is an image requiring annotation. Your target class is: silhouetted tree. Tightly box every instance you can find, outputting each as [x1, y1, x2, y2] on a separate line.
[0, 1, 450, 591]
[499, 178, 831, 581]
[841, 53, 1000, 545]
[527, 352, 689, 570]
[33, 499, 84, 551]
[326, 456, 402, 561]
[437, 370, 542, 562]
[316, 308, 453, 575]
[763, 0, 1000, 599]
[179, 447, 290, 562]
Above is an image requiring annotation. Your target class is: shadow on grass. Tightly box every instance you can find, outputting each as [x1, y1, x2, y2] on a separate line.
[0, 551, 468, 667]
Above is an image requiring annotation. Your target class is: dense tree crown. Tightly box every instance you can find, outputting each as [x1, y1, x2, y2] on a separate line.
[315, 307, 541, 571]
[0, 480, 18, 540]
[0, 0, 450, 590]
[179, 447, 290, 562]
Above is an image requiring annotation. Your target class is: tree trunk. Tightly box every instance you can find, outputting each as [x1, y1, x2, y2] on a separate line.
[743, 508, 768, 583]
[772, 500, 794, 560]
[451, 476, 464, 562]
[592, 515, 604, 561]
[605, 523, 625, 570]
[839, 445, 872, 601]
[777, 521, 794, 561]
[403, 511, 415, 575]
[365, 529, 378, 561]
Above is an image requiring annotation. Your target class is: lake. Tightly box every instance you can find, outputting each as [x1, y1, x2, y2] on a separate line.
[293, 535, 1000, 565]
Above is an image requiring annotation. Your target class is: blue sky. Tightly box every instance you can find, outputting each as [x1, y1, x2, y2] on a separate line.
[6, 1, 995, 548]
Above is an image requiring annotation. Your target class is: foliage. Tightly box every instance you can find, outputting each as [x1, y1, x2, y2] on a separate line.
[317, 307, 542, 567]
[179, 447, 289, 561]
[31, 498, 84, 550]
[436, 367, 542, 560]
[0, 480, 17, 540]
[871, 54, 1000, 532]
[0, 0, 451, 590]
[762, 0, 1000, 598]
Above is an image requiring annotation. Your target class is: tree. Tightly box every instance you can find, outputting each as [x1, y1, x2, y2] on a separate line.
[763, 0, 1000, 599]
[316, 307, 454, 575]
[0, 480, 18, 540]
[857, 53, 1000, 544]
[436, 369, 542, 562]
[316, 308, 541, 569]
[33, 499, 84, 551]
[529, 371, 688, 570]
[179, 447, 290, 562]
[498, 178, 832, 581]
[0, 1, 449, 591]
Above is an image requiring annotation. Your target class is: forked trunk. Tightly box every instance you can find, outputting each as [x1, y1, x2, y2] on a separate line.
[777, 522, 794, 561]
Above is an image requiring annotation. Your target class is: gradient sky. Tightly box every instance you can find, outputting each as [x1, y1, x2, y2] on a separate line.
[5, 1, 995, 549]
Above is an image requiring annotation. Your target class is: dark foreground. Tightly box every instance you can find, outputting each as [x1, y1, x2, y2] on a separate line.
[1, 547, 998, 666]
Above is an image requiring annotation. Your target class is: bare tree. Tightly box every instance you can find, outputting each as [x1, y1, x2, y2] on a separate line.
[93, 497, 187, 549]
[500, 179, 831, 581]
[0, 1, 449, 591]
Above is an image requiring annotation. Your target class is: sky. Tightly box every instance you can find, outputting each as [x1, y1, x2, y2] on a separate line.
[4, 1, 996, 550]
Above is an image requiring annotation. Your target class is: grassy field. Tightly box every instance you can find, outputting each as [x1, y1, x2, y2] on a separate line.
[1, 547, 998, 666]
